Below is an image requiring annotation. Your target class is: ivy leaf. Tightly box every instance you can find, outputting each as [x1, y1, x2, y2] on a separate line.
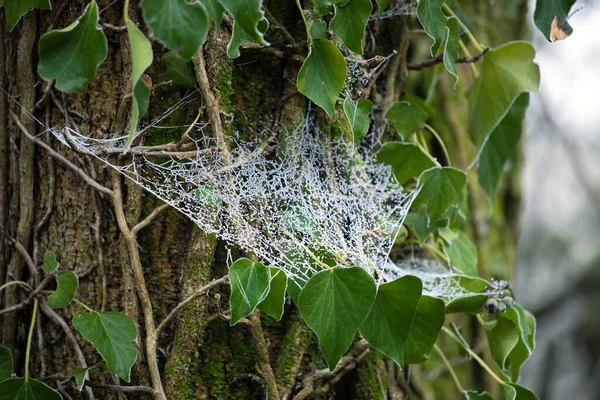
[417, 0, 445, 55]
[502, 304, 536, 381]
[72, 311, 137, 382]
[343, 98, 372, 145]
[464, 391, 493, 400]
[195, 185, 223, 207]
[124, 20, 154, 152]
[4, 0, 51, 32]
[42, 251, 59, 274]
[64, 362, 103, 392]
[359, 276, 423, 365]
[485, 316, 519, 370]
[404, 294, 445, 364]
[376, 0, 389, 17]
[258, 267, 287, 321]
[141, 0, 209, 60]
[158, 51, 197, 90]
[0, 378, 62, 400]
[384, 101, 427, 139]
[478, 94, 529, 200]
[313, 0, 333, 16]
[413, 167, 467, 225]
[283, 248, 333, 304]
[467, 42, 539, 154]
[404, 212, 437, 244]
[37, 2, 107, 93]
[377, 143, 436, 185]
[298, 267, 376, 370]
[228, 17, 269, 58]
[331, 0, 372, 54]
[444, 275, 489, 313]
[441, 229, 478, 276]
[504, 383, 538, 400]
[534, 0, 576, 42]
[47, 271, 78, 309]
[228, 258, 270, 324]
[0, 346, 12, 383]
[217, 0, 268, 45]
[443, 17, 460, 85]
[297, 39, 347, 119]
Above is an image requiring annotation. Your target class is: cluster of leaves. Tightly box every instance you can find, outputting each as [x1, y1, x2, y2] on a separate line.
[0, 252, 137, 399]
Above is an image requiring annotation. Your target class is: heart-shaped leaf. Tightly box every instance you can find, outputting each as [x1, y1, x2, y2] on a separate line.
[485, 316, 520, 370]
[217, 0, 268, 45]
[467, 42, 539, 154]
[403, 294, 445, 364]
[343, 98, 372, 145]
[258, 267, 288, 321]
[228, 16, 269, 58]
[47, 271, 78, 309]
[534, 0, 576, 42]
[359, 276, 423, 365]
[4, 0, 51, 32]
[0, 346, 12, 383]
[124, 20, 154, 152]
[229, 258, 270, 324]
[331, 0, 372, 54]
[141, 0, 209, 60]
[385, 101, 427, 139]
[414, 167, 467, 225]
[72, 311, 137, 382]
[0, 378, 62, 400]
[298, 267, 376, 370]
[441, 229, 478, 277]
[41, 251, 59, 274]
[443, 17, 460, 85]
[37, 2, 107, 92]
[417, 0, 445, 55]
[64, 362, 103, 392]
[478, 94, 529, 200]
[297, 38, 347, 119]
[377, 143, 436, 185]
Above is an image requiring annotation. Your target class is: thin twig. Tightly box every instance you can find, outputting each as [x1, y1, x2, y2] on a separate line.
[131, 203, 170, 235]
[85, 382, 157, 394]
[155, 275, 228, 335]
[249, 310, 281, 400]
[10, 110, 114, 196]
[407, 47, 489, 70]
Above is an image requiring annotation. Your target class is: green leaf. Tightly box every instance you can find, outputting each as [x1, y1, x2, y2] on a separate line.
[124, 20, 154, 152]
[485, 316, 519, 370]
[443, 17, 460, 85]
[283, 248, 333, 304]
[384, 101, 427, 139]
[404, 212, 437, 244]
[502, 304, 536, 381]
[0, 346, 12, 383]
[534, 0, 575, 41]
[64, 362, 103, 392]
[313, 0, 333, 16]
[217, 0, 268, 45]
[441, 230, 478, 276]
[376, 0, 389, 17]
[47, 271, 78, 309]
[343, 98, 372, 145]
[0, 378, 62, 400]
[228, 16, 268, 58]
[417, 0, 445, 55]
[467, 42, 539, 153]
[42, 251, 59, 274]
[141, 0, 209, 60]
[464, 391, 493, 400]
[203, 0, 225, 27]
[298, 267, 376, 370]
[157, 51, 197, 91]
[4, 0, 51, 32]
[404, 294, 445, 364]
[414, 167, 467, 225]
[72, 311, 137, 382]
[359, 276, 423, 365]
[331, 0, 372, 54]
[503, 383, 538, 400]
[478, 94, 529, 200]
[377, 143, 436, 185]
[37, 2, 107, 93]
[228, 258, 270, 324]
[195, 185, 223, 206]
[258, 267, 287, 321]
[297, 39, 347, 119]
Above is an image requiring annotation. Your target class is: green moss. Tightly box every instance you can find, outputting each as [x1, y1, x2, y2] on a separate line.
[275, 314, 313, 387]
[353, 352, 387, 400]
[200, 323, 230, 399]
[143, 96, 188, 146]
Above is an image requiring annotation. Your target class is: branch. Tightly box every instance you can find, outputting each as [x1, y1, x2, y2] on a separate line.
[155, 275, 228, 335]
[9, 110, 114, 196]
[249, 310, 280, 400]
[131, 203, 171, 236]
[407, 47, 489, 70]
[85, 382, 157, 394]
